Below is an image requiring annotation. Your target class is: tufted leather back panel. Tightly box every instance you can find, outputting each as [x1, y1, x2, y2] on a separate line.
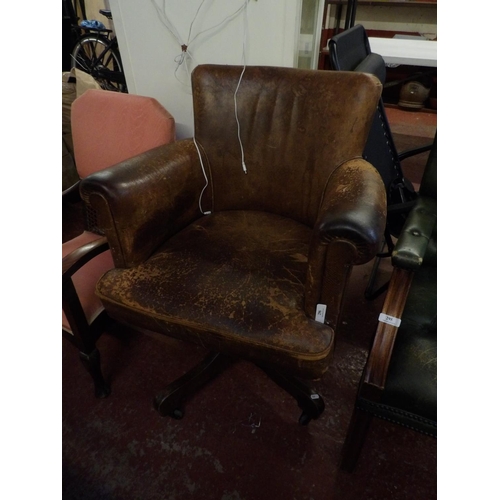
[192, 65, 382, 227]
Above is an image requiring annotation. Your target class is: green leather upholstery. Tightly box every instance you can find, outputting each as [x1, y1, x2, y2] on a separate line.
[341, 135, 437, 470]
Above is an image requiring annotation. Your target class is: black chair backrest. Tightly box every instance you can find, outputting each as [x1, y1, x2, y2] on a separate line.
[329, 25, 416, 212]
[329, 25, 372, 77]
[419, 135, 437, 201]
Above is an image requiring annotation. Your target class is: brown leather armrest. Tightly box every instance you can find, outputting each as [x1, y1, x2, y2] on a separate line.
[314, 158, 386, 264]
[304, 158, 386, 325]
[80, 139, 207, 268]
[63, 236, 109, 277]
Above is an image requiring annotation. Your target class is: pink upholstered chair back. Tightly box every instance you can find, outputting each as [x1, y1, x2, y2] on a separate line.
[71, 89, 176, 179]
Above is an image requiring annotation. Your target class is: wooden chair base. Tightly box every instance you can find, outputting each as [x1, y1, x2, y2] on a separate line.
[154, 352, 234, 419]
[258, 364, 325, 425]
[154, 352, 325, 425]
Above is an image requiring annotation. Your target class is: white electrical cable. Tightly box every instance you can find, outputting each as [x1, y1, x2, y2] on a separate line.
[150, 0, 248, 87]
[195, 0, 250, 214]
[193, 135, 212, 215]
[150, 0, 250, 213]
[234, 0, 249, 174]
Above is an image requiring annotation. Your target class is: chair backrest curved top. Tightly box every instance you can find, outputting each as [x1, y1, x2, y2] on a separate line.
[71, 89, 176, 179]
[328, 24, 386, 85]
[329, 25, 370, 66]
[192, 64, 382, 227]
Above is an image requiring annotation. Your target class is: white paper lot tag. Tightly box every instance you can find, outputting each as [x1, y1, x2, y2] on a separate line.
[315, 304, 327, 324]
[378, 313, 402, 327]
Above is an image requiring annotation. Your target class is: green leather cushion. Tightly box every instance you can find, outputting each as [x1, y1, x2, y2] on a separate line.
[381, 263, 437, 425]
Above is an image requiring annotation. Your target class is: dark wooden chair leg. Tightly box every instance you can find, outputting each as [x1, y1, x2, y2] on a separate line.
[258, 365, 325, 425]
[79, 348, 111, 398]
[154, 352, 234, 419]
[340, 407, 373, 472]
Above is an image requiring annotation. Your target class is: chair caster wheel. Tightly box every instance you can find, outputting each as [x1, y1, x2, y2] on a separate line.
[299, 412, 312, 426]
[95, 385, 111, 399]
[171, 408, 184, 420]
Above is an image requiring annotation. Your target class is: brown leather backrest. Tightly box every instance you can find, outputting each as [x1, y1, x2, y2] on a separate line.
[192, 65, 382, 227]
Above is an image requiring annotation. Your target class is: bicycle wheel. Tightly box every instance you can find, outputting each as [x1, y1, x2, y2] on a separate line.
[71, 33, 127, 92]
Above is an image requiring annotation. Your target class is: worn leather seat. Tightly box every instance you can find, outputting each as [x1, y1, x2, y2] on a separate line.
[81, 64, 387, 423]
[341, 135, 437, 470]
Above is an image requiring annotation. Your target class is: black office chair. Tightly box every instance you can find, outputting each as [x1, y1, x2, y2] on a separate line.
[328, 25, 433, 298]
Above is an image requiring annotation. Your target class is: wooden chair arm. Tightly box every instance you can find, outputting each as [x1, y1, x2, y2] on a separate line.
[62, 179, 81, 203]
[63, 236, 109, 278]
[363, 266, 414, 389]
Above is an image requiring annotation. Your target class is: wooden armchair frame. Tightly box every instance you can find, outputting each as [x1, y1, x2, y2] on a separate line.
[63, 236, 112, 397]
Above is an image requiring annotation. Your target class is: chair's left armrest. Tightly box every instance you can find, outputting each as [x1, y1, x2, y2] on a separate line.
[305, 158, 386, 325]
[392, 196, 436, 270]
[363, 266, 414, 390]
[365, 194, 436, 389]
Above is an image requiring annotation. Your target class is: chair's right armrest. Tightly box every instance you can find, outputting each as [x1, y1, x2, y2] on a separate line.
[305, 158, 387, 326]
[62, 180, 81, 203]
[80, 139, 207, 268]
[62, 236, 109, 278]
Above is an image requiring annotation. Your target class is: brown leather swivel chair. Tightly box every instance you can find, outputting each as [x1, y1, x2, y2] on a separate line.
[80, 64, 387, 423]
[341, 135, 437, 470]
[63, 89, 175, 397]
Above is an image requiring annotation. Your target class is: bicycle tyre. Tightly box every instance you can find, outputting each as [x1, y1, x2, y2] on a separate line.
[71, 33, 127, 92]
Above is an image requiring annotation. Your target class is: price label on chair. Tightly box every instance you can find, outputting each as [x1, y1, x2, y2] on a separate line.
[378, 313, 401, 327]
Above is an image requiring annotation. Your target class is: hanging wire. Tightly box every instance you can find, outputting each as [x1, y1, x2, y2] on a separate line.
[150, 0, 248, 87]
[149, 0, 250, 213]
[234, 0, 249, 174]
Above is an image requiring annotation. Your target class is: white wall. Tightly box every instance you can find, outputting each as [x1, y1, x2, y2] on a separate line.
[109, 0, 303, 139]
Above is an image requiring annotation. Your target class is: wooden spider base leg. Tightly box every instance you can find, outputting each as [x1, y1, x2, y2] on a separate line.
[340, 407, 373, 472]
[79, 348, 111, 399]
[154, 352, 234, 420]
[258, 366, 325, 425]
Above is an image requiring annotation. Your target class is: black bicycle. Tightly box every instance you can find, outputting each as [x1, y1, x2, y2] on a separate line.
[68, 3, 127, 92]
